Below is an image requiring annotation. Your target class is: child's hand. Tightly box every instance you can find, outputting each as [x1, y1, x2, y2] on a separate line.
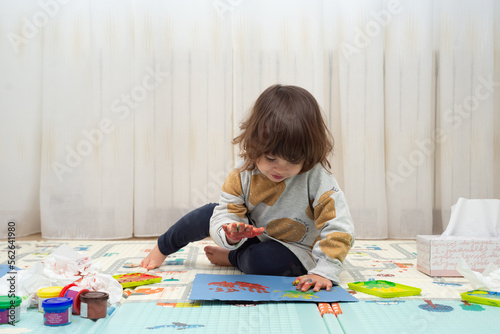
[223, 222, 265, 244]
[293, 274, 333, 292]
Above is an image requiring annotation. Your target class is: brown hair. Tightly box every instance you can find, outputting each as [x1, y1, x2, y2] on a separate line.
[233, 84, 334, 173]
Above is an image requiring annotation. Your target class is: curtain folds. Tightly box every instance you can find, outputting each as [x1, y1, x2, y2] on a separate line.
[0, 0, 498, 239]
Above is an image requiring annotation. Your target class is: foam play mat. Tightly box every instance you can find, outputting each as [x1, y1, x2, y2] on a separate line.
[1, 239, 499, 333]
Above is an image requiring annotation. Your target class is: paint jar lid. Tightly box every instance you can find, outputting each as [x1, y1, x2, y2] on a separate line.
[80, 291, 109, 302]
[42, 297, 73, 309]
[0, 296, 22, 308]
[37, 286, 63, 298]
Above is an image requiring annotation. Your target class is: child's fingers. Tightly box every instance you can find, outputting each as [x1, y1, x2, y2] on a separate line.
[223, 223, 241, 234]
[301, 279, 314, 292]
[292, 274, 335, 292]
[249, 227, 265, 237]
[233, 222, 243, 233]
[296, 277, 314, 292]
[243, 226, 264, 238]
[140, 259, 154, 271]
[222, 224, 231, 235]
[312, 282, 324, 292]
[293, 275, 332, 292]
[292, 276, 302, 286]
[223, 223, 250, 242]
[222, 224, 236, 239]
[237, 222, 247, 233]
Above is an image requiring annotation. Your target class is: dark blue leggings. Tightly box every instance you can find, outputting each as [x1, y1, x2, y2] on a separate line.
[157, 203, 307, 277]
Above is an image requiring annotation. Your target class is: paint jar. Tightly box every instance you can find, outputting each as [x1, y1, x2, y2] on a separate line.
[42, 297, 72, 326]
[37, 286, 63, 312]
[59, 283, 89, 315]
[80, 291, 109, 320]
[0, 296, 21, 324]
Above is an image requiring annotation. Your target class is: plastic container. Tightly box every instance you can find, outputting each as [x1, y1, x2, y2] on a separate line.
[461, 290, 500, 307]
[59, 283, 89, 315]
[112, 272, 162, 288]
[42, 297, 73, 326]
[0, 296, 21, 324]
[347, 280, 421, 298]
[37, 286, 63, 312]
[80, 291, 109, 320]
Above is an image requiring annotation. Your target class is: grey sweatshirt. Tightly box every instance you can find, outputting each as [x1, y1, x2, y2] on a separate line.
[209, 162, 355, 284]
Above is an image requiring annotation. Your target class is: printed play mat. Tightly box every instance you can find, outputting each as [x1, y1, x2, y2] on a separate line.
[1, 239, 500, 333]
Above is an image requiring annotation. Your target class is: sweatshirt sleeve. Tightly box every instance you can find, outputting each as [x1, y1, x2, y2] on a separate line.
[307, 169, 355, 284]
[209, 169, 250, 250]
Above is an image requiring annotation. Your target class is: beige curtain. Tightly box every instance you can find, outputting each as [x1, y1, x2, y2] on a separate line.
[0, 0, 498, 239]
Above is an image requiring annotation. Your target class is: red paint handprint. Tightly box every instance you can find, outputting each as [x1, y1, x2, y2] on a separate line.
[208, 281, 270, 294]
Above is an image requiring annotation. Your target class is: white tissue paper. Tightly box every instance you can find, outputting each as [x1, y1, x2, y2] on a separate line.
[0, 244, 123, 311]
[456, 258, 500, 292]
[441, 198, 500, 237]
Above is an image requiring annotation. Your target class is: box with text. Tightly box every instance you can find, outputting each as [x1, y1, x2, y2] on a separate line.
[417, 235, 500, 276]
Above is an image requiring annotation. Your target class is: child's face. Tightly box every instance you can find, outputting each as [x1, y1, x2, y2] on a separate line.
[256, 155, 304, 182]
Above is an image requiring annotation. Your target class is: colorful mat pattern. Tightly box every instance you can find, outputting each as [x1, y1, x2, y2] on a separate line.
[1, 239, 499, 333]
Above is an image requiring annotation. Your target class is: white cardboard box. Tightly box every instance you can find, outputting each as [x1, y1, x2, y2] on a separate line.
[417, 235, 500, 276]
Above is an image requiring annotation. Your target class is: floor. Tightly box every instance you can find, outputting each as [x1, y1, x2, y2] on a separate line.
[3, 237, 500, 333]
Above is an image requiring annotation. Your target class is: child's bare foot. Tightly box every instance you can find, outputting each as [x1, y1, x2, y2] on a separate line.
[141, 245, 167, 270]
[204, 246, 232, 266]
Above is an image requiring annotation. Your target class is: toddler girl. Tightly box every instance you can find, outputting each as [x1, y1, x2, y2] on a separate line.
[141, 84, 354, 292]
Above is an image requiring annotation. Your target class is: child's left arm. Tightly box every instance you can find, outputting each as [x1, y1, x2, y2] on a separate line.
[307, 168, 355, 285]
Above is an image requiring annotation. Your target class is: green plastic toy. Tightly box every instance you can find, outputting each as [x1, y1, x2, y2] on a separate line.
[113, 272, 162, 288]
[347, 280, 421, 298]
[461, 290, 500, 307]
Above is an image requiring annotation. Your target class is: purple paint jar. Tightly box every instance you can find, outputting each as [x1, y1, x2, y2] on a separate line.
[42, 297, 72, 326]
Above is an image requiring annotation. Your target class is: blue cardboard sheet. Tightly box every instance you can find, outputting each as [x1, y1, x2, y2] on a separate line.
[189, 274, 358, 303]
[0, 264, 19, 278]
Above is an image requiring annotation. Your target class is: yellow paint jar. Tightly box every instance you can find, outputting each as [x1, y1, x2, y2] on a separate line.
[37, 287, 63, 312]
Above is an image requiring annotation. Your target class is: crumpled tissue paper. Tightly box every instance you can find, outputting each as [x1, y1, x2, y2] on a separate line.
[0, 244, 123, 311]
[456, 258, 500, 292]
